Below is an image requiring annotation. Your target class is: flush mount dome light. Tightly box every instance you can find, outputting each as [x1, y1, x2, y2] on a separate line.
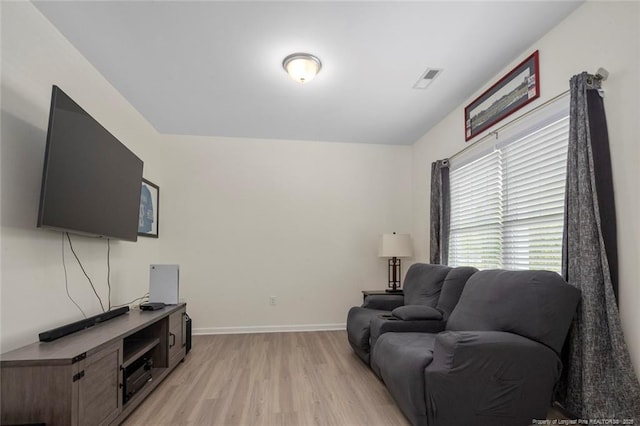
[282, 53, 322, 84]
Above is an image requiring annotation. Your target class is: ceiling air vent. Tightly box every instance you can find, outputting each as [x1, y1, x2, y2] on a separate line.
[413, 68, 443, 90]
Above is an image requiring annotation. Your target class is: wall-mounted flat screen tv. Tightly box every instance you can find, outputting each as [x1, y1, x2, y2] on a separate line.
[37, 86, 144, 242]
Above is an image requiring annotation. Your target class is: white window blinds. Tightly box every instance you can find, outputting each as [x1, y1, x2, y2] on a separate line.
[449, 150, 503, 270]
[448, 101, 569, 272]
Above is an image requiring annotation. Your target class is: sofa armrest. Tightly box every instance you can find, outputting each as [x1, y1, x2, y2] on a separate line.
[424, 331, 562, 426]
[371, 316, 446, 340]
[362, 294, 404, 310]
[392, 305, 443, 321]
[369, 315, 447, 377]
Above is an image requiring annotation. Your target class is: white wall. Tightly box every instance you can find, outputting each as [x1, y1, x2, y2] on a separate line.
[0, 2, 163, 352]
[412, 1, 640, 375]
[0, 2, 412, 349]
[158, 134, 412, 333]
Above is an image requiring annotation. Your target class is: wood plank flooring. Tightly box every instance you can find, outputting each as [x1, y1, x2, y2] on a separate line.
[123, 331, 408, 425]
[123, 330, 567, 425]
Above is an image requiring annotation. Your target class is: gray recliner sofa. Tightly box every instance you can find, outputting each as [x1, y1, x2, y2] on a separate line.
[371, 269, 581, 426]
[346, 263, 477, 365]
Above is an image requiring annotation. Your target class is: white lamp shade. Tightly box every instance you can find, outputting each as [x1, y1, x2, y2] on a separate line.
[283, 53, 321, 84]
[379, 233, 413, 258]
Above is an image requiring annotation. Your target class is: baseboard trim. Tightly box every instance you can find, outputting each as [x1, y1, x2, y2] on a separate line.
[193, 323, 346, 335]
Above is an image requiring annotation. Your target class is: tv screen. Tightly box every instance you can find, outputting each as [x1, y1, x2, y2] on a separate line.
[37, 86, 144, 242]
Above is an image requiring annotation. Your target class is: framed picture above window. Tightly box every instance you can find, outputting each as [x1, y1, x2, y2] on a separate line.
[138, 178, 159, 238]
[464, 50, 540, 141]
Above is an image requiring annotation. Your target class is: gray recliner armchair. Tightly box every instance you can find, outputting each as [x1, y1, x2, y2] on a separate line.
[346, 263, 477, 365]
[371, 269, 581, 426]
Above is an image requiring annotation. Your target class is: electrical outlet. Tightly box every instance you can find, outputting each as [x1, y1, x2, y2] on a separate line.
[269, 296, 277, 306]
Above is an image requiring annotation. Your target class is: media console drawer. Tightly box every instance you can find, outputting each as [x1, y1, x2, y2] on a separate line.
[1, 303, 187, 426]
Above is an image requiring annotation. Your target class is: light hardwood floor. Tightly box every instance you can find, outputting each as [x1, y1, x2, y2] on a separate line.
[123, 331, 408, 425]
[123, 330, 566, 425]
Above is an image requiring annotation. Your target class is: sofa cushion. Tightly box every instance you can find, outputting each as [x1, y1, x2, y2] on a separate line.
[403, 264, 451, 306]
[372, 332, 437, 426]
[392, 305, 443, 321]
[362, 294, 404, 311]
[446, 269, 581, 353]
[346, 306, 389, 363]
[369, 316, 445, 377]
[435, 266, 478, 320]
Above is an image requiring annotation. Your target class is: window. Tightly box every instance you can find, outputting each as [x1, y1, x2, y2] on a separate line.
[448, 100, 569, 272]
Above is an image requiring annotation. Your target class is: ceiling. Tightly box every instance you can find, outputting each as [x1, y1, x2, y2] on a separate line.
[34, 1, 582, 145]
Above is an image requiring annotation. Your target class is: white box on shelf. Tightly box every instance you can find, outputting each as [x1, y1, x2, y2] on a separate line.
[149, 264, 180, 305]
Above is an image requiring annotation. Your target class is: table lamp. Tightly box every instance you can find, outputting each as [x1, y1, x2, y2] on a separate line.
[379, 232, 413, 292]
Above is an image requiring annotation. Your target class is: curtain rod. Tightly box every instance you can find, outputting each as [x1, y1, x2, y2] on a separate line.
[448, 68, 608, 162]
[448, 89, 569, 162]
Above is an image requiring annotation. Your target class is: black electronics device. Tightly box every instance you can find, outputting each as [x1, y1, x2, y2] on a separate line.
[140, 302, 166, 311]
[123, 356, 153, 403]
[185, 313, 192, 354]
[37, 85, 144, 242]
[38, 306, 129, 342]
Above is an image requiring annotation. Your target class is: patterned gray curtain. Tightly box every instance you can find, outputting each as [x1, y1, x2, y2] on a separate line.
[429, 159, 450, 264]
[557, 72, 640, 418]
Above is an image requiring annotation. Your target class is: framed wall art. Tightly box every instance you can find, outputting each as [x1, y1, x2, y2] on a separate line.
[138, 178, 159, 238]
[465, 50, 540, 141]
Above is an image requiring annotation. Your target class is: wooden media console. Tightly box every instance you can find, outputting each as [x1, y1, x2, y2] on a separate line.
[1, 303, 187, 425]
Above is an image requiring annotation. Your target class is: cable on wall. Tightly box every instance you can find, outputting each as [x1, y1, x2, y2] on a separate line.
[62, 232, 87, 318]
[111, 293, 150, 309]
[107, 239, 112, 311]
[66, 232, 106, 313]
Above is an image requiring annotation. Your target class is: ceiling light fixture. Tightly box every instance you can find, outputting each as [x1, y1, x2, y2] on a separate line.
[282, 53, 322, 84]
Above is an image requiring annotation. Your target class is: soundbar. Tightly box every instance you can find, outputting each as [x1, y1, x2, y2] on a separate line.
[39, 306, 130, 342]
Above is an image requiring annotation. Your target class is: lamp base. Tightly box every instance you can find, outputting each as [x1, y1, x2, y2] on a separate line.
[387, 257, 402, 291]
[385, 288, 403, 294]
